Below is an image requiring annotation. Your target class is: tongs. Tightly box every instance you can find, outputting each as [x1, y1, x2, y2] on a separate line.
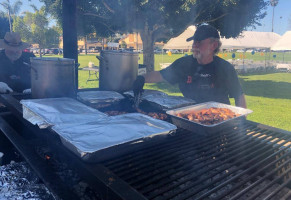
[133, 90, 143, 109]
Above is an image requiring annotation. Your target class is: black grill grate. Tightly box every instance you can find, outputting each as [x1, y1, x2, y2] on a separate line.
[1, 93, 290, 200]
[102, 122, 291, 200]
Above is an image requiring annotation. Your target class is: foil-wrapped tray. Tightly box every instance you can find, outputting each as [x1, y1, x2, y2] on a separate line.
[52, 113, 177, 162]
[123, 89, 168, 98]
[144, 95, 195, 110]
[20, 98, 108, 129]
[166, 101, 253, 135]
[77, 91, 125, 104]
[124, 90, 195, 110]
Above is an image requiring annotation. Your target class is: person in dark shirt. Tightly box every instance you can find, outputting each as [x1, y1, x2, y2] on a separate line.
[133, 24, 246, 108]
[0, 32, 35, 93]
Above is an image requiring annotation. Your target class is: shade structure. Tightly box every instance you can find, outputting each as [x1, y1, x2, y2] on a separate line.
[271, 31, 291, 51]
[163, 26, 196, 50]
[163, 26, 281, 50]
[221, 31, 281, 49]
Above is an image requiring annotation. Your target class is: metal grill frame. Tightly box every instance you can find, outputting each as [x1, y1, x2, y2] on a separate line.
[0, 93, 290, 200]
[102, 122, 291, 200]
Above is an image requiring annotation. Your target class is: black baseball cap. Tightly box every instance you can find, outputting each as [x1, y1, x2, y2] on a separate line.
[186, 24, 220, 42]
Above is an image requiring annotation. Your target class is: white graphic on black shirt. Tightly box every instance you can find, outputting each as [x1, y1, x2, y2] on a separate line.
[198, 73, 214, 89]
[9, 75, 20, 80]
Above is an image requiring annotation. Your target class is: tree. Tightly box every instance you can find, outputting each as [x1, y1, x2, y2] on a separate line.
[0, 0, 22, 32]
[0, 12, 10, 37]
[13, 6, 61, 53]
[41, 0, 268, 72]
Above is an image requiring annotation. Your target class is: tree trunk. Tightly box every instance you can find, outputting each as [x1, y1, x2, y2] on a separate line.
[140, 27, 155, 72]
[84, 36, 87, 55]
[39, 48, 42, 57]
[8, 9, 12, 32]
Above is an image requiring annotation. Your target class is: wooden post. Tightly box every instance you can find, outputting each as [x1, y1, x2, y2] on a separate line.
[62, 0, 78, 90]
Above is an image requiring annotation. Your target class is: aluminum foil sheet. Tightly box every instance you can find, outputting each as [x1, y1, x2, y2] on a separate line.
[124, 89, 195, 110]
[0, 161, 54, 200]
[52, 113, 177, 158]
[77, 91, 125, 104]
[21, 98, 108, 129]
[144, 95, 196, 110]
[124, 89, 168, 98]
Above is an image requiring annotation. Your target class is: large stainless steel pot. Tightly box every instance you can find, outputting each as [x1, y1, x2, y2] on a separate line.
[30, 57, 76, 98]
[98, 51, 139, 92]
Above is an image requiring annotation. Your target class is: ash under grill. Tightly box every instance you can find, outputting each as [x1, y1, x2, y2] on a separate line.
[102, 122, 291, 200]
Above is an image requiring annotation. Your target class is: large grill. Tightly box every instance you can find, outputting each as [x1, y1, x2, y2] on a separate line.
[0, 93, 290, 200]
[102, 123, 291, 199]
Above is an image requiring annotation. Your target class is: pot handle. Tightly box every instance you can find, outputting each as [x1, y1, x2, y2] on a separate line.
[23, 62, 38, 80]
[96, 55, 103, 61]
[96, 55, 108, 69]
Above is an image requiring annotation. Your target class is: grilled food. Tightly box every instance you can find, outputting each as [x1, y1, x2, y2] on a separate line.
[104, 110, 168, 121]
[176, 107, 240, 125]
[104, 111, 128, 116]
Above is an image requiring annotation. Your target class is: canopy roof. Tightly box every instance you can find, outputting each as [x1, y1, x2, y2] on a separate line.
[271, 31, 291, 51]
[221, 31, 281, 49]
[163, 26, 196, 50]
[163, 26, 281, 50]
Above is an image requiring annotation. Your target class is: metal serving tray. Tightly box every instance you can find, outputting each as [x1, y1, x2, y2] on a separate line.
[77, 90, 125, 104]
[52, 113, 177, 163]
[166, 101, 253, 135]
[21, 98, 108, 129]
[124, 90, 195, 110]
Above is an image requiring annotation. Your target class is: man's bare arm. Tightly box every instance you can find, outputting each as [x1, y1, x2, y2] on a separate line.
[143, 71, 165, 83]
[235, 94, 247, 108]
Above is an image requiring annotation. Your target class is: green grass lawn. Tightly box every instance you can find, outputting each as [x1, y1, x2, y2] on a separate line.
[44, 53, 291, 132]
[239, 73, 291, 131]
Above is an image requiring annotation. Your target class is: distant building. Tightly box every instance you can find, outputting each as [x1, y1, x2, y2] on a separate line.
[58, 36, 103, 51]
[31, 44, 39, 48]
[119, 33, 143, 50]
[119, 33, 164, 50]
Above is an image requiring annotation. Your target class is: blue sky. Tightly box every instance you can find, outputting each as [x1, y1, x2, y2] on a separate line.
[248, 0, 291, 35]
[2, 0, 291, 36]
[6, 0, 43, 14]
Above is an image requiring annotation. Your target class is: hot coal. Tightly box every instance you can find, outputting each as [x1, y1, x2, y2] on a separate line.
[35, 146, 102, 200]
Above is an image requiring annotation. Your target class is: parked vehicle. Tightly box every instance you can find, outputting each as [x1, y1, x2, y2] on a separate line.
[23, 48, 31, 53]
[49, 48, 63, 55]
[166, 49, 180, 54]
[154, 49, 163, 54]
[30, 48, 39, 54]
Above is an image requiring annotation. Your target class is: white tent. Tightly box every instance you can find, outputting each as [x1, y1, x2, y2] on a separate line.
[221, 31, 281, 49]
[163, 26, 196, 50]
[271, 31, 291, 51]
[163, 26, 281, 50]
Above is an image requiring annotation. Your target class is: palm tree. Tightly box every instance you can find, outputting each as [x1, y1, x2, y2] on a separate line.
[0, 0, 22, 32]
[270, 0, 279, 32]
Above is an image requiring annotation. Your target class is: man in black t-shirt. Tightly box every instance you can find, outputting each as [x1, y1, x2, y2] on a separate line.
[133, 24, 246, 108]
[0, 32, 35, 93]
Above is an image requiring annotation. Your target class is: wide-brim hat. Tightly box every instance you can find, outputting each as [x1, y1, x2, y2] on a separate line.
[186, 24, 220, 42]
[0, 32, 29, 50]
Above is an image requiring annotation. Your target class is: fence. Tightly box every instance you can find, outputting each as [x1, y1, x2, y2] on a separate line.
[230, 59, 291, 74]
